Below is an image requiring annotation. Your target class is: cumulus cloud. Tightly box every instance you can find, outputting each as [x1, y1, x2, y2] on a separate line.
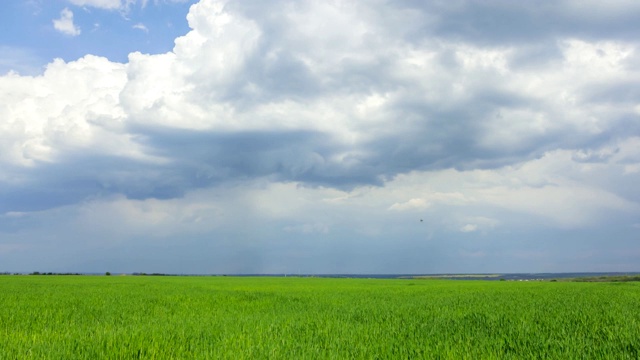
[53, 8, 81, 36]
[0, 1, 633, 205]
[4, 0, 639, 212]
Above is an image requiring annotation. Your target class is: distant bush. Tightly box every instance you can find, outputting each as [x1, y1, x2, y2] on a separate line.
[29, 271, 82, 276]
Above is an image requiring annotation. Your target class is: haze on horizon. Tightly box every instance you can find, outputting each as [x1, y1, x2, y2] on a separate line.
[1, 0, 639, 274]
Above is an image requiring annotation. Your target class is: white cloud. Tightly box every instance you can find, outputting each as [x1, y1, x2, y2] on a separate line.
[458, 217, 499, 233]
[0, 55, 139, 167]
[460, 224, 478, 233]
[389, 192, 468, 212]
[53, 8, 81, 36]
[389, 198, 429, 212]
[68, 0, 131, 10]
[132, 23, 149, 32]
[67, 0, 191, 11]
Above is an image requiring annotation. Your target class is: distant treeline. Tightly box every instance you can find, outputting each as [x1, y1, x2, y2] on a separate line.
[0, 272, 84, 276]
[0, 272, 178, 276]
[131, 273, 176, 276]
[2, 272, 639, 281]
[570, 275, 640, 282]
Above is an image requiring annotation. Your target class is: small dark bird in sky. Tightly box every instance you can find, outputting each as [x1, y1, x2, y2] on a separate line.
[420, 219, 423, 222]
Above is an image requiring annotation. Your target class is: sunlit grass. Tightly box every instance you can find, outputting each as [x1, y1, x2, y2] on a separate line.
[1, 276, 639, 358]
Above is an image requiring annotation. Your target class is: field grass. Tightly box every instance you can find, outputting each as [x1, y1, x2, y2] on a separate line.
[1, 276, 639, 359]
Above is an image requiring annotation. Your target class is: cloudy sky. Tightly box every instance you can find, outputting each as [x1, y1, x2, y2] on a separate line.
[1, 0, 639, 274]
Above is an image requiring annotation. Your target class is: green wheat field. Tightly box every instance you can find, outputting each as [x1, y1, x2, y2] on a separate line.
[1, 276, 639, 359]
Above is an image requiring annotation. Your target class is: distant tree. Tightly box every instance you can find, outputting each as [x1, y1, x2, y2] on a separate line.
[105, 272, 111, 276]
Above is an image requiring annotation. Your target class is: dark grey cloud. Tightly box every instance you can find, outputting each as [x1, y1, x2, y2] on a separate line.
[583, 81, 640, 105]
[398, 1, 640, 44]
[0, 156, 180, 212]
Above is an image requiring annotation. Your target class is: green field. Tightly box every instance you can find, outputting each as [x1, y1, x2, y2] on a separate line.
[1, 276, 639, 359]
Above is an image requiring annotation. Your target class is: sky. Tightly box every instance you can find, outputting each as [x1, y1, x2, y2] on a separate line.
[1, 0, 639, 275]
